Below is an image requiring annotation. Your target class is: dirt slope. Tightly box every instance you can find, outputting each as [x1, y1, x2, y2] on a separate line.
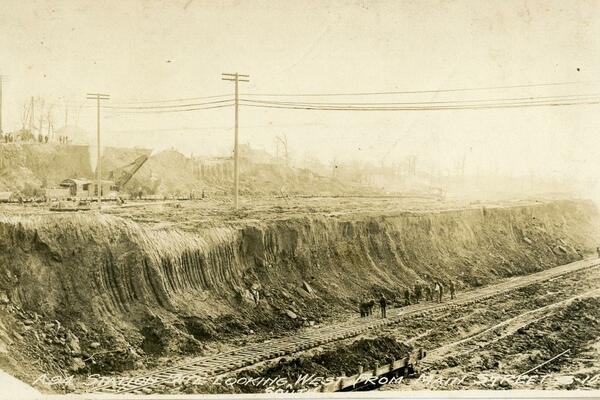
[0, 144, 359, 197]
[0, 199, 598, 388]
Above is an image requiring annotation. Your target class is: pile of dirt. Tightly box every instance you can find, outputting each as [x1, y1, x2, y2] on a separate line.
[0, 143, 146, 194]
[488, 298, 600, 376]
[221, 337, 411, 393]
[430, 296, 600, 390]
[0, 144, 365, 197]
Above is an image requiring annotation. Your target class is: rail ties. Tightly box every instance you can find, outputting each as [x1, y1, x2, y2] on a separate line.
[95, 258, 600, 394]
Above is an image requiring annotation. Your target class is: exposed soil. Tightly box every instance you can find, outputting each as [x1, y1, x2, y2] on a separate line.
[175, 337, 411, 394]
[0, 199, 598, 394]
[380, 266, 600, 391]
[0, 143, 359, 198]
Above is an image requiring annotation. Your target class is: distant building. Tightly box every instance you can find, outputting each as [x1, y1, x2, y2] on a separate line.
[238, 143, 275, 164]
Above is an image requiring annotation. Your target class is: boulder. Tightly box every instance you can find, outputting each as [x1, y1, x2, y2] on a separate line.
[66, 332, 81, 354]
[285, 310, 298, 320]
[0, 292, 9, 304]
[69, 357, 86, 373]
[89, 341, 101, 349]
[302, 281, 315, 294]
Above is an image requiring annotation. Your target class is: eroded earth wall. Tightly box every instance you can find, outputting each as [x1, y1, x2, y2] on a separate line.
[0, 200, 598, 376]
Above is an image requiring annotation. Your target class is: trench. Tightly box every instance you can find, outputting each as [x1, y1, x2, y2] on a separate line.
[0, 199, 598, 393]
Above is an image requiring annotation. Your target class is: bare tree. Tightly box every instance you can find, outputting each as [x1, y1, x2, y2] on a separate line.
[20, 102, 30, 130]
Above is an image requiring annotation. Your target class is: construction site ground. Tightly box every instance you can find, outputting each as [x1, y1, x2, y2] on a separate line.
[0, 195, 562, 229]
[80, 258, 600, 394]
[1, 197, 598, 395]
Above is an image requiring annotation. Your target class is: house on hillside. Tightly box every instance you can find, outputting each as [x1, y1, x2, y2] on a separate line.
[238, 144, 275, 164]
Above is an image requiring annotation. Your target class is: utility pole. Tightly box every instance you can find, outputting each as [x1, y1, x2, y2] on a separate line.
[221, 73, 249, 209]
[86, 93, 110, 210]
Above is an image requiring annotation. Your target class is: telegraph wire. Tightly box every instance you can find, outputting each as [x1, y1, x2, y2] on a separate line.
[239, 80, 595, 98]
[238, 98, 600, 111]
[106, 102, 234, 115]
[104, 98, 234, 110]
[110, 93, 232, 105]
[239, 93, 600, 107]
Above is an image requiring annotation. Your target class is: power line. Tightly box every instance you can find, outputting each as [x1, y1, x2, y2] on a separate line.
[240, 93, 600, 107]
[237, 94, 600, 111]
[240, 80, 595, 98]
[69, 98, 234, 111]
[72, 93, 231, 106]
[109, 93, 232, 105]
[238, 99, 600, 111]
[104, 122, 324, 133]
[106, 102, 234, 115]
[104, 98, 234, 110]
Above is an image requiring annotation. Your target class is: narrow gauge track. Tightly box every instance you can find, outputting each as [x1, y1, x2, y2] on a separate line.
[426, 286, 600, 362]
[95, 258, 600, 394]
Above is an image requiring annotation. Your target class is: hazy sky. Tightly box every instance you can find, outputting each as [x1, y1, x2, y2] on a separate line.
[1, 0, 599, 186]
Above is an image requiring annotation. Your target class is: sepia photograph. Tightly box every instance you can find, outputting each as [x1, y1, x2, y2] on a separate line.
[1, 0, 600, 398]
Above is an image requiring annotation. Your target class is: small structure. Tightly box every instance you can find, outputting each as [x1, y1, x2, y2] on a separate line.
[59, 179, 117, 198]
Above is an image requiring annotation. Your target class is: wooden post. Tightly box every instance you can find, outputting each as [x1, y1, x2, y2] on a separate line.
[221, 73, 249, 210]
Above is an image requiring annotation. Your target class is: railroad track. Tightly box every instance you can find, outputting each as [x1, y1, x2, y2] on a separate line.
[93, 257, 600, 394]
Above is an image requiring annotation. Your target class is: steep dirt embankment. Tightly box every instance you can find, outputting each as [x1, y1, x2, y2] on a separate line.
[0, 144, 355, 197]
[0, 200, 598, 380]
[0, 144, 149, 194]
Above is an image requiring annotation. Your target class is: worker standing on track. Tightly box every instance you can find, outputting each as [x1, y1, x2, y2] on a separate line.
[597, 246, 600, 258]
[403, 287, 411, 306]
[449, 280, 456, 300]
[379, 294, 387, 318]
[435, 281, 444, 303]
[424, 285, 432, 302]
[414, 283, 422, 303]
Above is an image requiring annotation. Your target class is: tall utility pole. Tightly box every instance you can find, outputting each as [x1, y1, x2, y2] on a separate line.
[221, 73, 249, 209]
[86, 93, 110, 210]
